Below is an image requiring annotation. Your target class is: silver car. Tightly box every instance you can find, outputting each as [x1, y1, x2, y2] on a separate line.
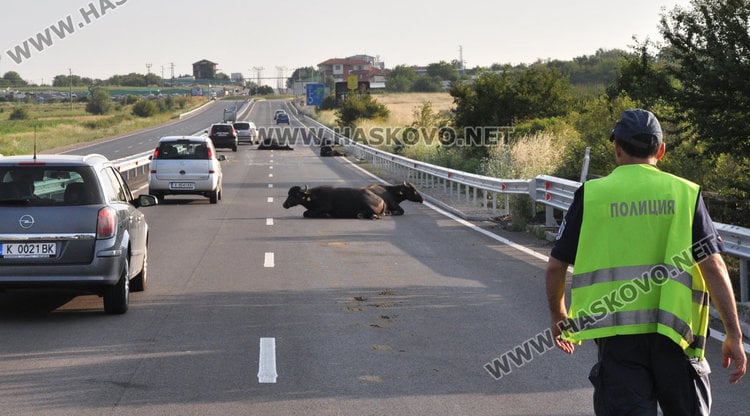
[148, 136, 224, 203]
[0, 153, 157, 314]
[233, 121, 258, 144]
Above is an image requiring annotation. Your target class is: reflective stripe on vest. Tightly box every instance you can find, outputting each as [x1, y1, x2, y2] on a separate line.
[565, 164, 708, 358]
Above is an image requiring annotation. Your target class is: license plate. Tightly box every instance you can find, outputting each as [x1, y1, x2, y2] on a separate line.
[1, 242, 57, 258]
[169, 182, 195, 190]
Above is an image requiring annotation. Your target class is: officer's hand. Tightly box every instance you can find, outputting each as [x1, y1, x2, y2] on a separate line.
[722, 337, 746, 384]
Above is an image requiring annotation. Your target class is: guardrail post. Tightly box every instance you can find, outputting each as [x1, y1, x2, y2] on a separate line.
[741, 259, 748, 302]
[546, 206, 556, 228]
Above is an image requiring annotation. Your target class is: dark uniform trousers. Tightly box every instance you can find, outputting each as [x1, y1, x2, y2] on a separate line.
[590, 333, 711, 416]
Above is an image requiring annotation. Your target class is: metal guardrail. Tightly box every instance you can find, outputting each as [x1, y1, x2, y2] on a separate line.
[107, 114, 749, 302]
[300, 115, 750, 302]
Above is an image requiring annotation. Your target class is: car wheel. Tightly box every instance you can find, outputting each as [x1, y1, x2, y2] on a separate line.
[130, 243, 148, 292]
[104, 259, 129, 314]
[210, 190, 219, 204]
[232, 145, 238, 152]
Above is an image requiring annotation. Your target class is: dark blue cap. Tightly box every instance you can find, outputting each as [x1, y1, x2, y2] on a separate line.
[610, 109, 663, 149]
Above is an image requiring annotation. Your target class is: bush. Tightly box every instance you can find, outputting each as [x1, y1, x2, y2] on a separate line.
[9, 106, 30, 120]
[124, 94, 139, 105]
[132, 99, 158, 117]
[335, 94, 389, 129]
[86, 88, 113, 115]
[319, 94, 337, 110]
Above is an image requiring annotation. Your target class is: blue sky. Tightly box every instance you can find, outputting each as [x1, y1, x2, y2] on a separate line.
[1, 0, 692, 86]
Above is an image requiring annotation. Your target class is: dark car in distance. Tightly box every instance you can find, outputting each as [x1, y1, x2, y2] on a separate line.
[276, 113, 290, 124]
[207, 123, 238, 152]
[0, 153, 158, 314]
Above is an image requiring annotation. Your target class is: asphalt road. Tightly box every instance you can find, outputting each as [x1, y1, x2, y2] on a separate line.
[1, 99, 748, 415]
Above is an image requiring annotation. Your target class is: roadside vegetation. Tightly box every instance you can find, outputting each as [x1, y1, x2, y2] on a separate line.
[310, 0, 748, 231]
[0, 95, 205, 155]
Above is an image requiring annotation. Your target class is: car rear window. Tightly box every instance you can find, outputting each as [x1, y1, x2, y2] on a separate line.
[0, 166, 99, 206]
[233, 123, 249, 130]
[156, 141, 210, 160]
[212, 125, 232, 133]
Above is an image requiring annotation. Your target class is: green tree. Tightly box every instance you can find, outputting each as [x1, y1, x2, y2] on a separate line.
[426, 61, 459, 82]
[386, 65, 418, 92]
[659, 0, 750, 156]
[411, 75, 444, 92]
[86, 88, 113, 115]
[450, 65, 572, 158]
[287, 67, 319, 89]
[335, 94, 389, 129]
[607, 40, 674, 108]
[2, 71, 27, 86]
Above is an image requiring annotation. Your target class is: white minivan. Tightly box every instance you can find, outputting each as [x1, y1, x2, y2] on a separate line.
[148, 136, 224, 204]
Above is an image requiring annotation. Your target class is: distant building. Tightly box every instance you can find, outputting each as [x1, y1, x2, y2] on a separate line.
[193, 59, 218, 79]
[317, 55, 388, 84]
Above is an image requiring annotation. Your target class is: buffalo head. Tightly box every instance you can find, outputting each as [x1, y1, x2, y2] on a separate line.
[400, 181, 424, 203]
[283, 185, 313, 209]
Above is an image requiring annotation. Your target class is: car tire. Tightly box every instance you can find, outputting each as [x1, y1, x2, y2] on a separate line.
[130, 243, 148, 292]
[210, 190, 219, 204]
[150, 191, 163, 203]
[232, 145, 238, 152]
[104, 259, 129, 314]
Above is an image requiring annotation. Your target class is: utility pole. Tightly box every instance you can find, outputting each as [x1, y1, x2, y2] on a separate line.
[275, 66, 287, 92]
[170, 62, 175, 86]
[68, 68, 73, 110]
[252, 66, 264, 87]
[146, 63, 152, 75]
[458, 45, 464, 75]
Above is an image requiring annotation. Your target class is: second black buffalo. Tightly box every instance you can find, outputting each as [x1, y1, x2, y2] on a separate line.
[283, 185, 386, 219]
[366, 181, 423, 215]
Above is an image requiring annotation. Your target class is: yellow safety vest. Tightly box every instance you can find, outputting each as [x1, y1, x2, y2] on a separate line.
[564, 164, 709, 358]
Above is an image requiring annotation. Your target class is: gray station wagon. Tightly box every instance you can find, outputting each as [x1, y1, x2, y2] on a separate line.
[0, 153, 157, 314]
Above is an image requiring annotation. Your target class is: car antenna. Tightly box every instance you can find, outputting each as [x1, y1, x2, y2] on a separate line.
[33, 125, 38, 160]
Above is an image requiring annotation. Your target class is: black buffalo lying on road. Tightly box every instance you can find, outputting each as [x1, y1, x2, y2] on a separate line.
[283, 185, 386, 219]
[366, 182, 423, 215]
[320, 145, 344, 157]
[258, 139, 293, 150]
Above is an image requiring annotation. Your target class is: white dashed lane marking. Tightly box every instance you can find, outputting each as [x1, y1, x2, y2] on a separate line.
[264, 252, 275, 268]
[267, 197, 273, 203]
[266, 218, 274, 226]
[258, 337, 278, 383]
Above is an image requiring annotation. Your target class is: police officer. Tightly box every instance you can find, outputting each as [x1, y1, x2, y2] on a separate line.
[545, 109, 745, 415]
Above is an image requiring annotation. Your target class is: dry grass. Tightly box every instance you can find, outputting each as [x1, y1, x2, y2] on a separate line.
[0, 97, 205, 155]
[481, 131, 565, 179]
[314, 92, 454, 129]
[375, 92, 454, 126]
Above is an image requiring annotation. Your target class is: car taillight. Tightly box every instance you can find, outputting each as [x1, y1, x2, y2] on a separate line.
[97, 207, 117, 239]
[207, 147, 213, 158]
[150, 148, 159, 173]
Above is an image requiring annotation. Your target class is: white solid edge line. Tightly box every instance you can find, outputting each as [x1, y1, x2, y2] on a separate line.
[258, 337, 278, 383]
[323, 151, 749, 350]
[341, 156, 557, 265]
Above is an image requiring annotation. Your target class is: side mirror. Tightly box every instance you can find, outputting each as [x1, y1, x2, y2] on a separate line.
[135, 194, 158, 207]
